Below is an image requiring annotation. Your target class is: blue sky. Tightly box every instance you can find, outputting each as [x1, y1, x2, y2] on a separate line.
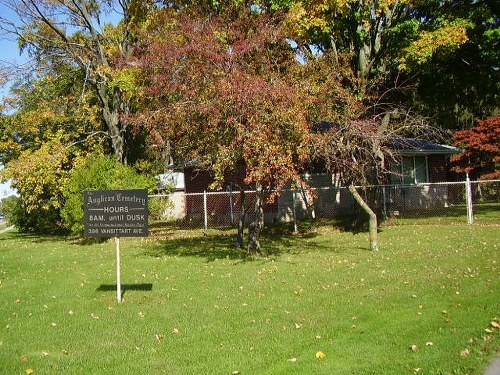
[0, 3, 22, 197]
[0, 1, 27, 100]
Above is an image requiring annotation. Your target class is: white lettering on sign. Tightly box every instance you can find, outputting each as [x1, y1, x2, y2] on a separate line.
[90, 215, 104, 221]
[116, 193, 147, 206]
[103, 206, 129, 213]
[86, 194, 115, 205]
[127, 214, 145, 221]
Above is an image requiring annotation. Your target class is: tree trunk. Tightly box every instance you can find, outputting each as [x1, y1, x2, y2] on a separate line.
[235, 187, 246, 249]
[97, 84, 127, 164]
[247, 182, 264, 256]
[348, 184, 379, 251]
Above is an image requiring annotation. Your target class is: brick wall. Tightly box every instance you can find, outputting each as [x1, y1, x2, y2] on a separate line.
[428, 155, 448, 183]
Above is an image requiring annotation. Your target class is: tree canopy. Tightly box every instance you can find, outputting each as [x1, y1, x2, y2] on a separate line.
[0, 0, 498, 236]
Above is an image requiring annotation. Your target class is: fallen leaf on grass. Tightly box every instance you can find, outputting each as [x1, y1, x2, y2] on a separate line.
[315, 351, 326, 359]
[491, 321, 500, 329]
[154, 334, 163, 344]
[426, 342, 434, 346]
[410, 345, 418, 352]
[20, 355, 29, 362]
[460, 348, 470, 357]
[25, 369, 33, 375]
[288, 357, 298, 363]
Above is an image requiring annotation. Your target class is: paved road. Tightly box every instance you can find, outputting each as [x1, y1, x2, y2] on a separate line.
[0, 224, 14, 234]
[484, 357, 500, 375]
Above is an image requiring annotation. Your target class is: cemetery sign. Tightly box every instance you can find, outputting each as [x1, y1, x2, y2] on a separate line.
[84, 189, 148, 237]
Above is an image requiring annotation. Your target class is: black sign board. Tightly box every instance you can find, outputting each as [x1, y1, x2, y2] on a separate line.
[84, 189, 148, 237]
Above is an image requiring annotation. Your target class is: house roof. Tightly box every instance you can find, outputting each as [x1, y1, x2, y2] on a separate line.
[388, 136, 460, 156]
[316, 121, 459, 156]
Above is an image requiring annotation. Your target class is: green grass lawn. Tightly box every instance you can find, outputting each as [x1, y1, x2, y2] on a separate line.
[0, 220, 498, 375]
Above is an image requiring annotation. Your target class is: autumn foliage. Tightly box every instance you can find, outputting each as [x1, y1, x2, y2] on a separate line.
[130, 6, 313, 194]
[451, 117, 500, 180]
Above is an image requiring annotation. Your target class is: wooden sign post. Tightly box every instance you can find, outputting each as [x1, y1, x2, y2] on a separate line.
[84, 189, 149, 303]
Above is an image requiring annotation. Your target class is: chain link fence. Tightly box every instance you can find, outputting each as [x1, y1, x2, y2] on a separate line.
[149, 179, 500, 230]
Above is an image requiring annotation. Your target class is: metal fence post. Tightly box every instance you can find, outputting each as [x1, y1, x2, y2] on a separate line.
[292, 189, 298, 233]
[466, 174, 474, 225]
[228, 186, 234, 225]
[203, 190, 208, 231]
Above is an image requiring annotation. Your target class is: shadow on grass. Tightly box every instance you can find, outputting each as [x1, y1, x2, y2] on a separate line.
[0, 230, 69, 243]
[142, 221, 341, 262]
[96, 283, 153, 299]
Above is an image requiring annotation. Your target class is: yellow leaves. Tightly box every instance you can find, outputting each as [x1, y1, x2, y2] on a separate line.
[460, 348, 470, 357]
[25, 368, 34, 375]
[484, 318, 500, 334]
[490, 319, 500, 330]
[397, 20, 472, 70]
[315, 350, 326, 359]
[109, 67, 140, 97]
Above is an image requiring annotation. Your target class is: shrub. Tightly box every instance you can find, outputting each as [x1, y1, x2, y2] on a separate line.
[1, 195, 63, 233]
[61, 154, 156, 235]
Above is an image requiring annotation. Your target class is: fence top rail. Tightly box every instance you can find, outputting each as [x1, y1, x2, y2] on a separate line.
[148, 179, 499, 198]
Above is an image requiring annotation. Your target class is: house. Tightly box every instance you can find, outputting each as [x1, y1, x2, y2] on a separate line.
[387, 137, 459, 184]
[157, 135, 459, 223]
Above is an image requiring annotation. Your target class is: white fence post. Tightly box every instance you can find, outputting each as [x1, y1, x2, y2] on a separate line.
[115, 237, 122, 303]
[292, 189, 298, 233]
[466, 174, 474, 225]
[203, 190, 208, 231]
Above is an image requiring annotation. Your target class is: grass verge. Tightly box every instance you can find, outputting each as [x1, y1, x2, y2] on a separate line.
[0, 220, 498, 375]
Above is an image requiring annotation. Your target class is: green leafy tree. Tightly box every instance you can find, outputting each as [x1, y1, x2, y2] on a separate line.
[404, 1, 500, 129]
[0, 67, 106, 233]
[61, 154, 156, 235]
[1, 137, 69, 233]
[262, 0, 495, 129]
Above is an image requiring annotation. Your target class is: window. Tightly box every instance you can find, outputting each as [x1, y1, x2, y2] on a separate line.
[391, 156, 428, 185]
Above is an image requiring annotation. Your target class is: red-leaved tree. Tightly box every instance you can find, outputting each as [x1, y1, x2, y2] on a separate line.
[129, 5, 313, 253]
[451, 117, 500, 180]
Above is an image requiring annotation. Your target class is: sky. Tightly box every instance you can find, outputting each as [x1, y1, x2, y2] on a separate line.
[0, 3, 23, 198]
[0, 1, 26, 98]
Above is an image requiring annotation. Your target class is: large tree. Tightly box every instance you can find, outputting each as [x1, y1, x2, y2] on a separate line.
[260, 0, 495, 130]
[0, 0, 154, 163]
[130, 5, 314, 252]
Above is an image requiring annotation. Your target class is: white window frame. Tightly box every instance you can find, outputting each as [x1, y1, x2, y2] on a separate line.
[392, 155, 429, 185]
